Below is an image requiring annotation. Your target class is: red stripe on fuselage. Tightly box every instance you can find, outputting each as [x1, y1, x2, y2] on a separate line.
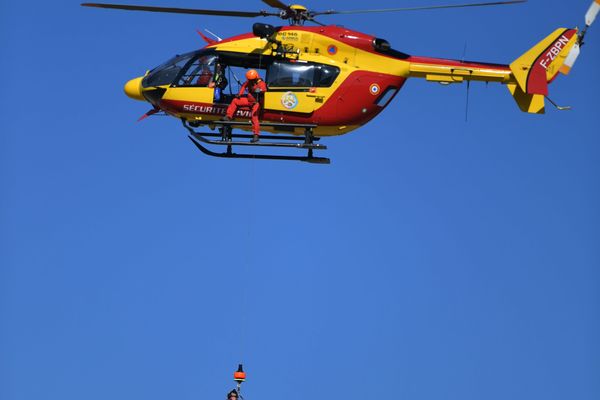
[526, 28, 576, 95]
[312, 71, 406, 126]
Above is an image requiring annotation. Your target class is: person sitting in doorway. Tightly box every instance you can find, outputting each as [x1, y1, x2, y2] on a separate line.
[222, 69, 267, 143]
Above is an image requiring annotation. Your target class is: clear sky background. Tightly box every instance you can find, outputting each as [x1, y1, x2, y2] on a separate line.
[1, 1, 599, 400]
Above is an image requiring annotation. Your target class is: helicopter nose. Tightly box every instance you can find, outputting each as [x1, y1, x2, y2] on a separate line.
[124, 77, 145, 101]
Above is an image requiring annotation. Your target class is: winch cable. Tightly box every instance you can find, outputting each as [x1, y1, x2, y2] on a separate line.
[229, 67, 243, 92]
[237, 159, 256, 386]
[231, 56, 263, 377]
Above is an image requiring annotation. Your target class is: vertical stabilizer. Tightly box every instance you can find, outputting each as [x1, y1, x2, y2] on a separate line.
[509, 28, 579, 97]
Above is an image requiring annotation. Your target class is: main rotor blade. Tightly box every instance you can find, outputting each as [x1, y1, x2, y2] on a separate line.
[81, 3, 279, 18]
[261, 0, 289, 11]
[307, 18, 327, 27]
[312, 0, 526, 16]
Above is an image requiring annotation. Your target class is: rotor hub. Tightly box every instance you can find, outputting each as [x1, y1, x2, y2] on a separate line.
[280, 4, 311, 25]
[289, 4, 308, 12]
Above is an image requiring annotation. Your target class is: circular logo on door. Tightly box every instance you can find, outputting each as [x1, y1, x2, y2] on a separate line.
[281, 92, 299, 110]
[369, 83, 381, 96]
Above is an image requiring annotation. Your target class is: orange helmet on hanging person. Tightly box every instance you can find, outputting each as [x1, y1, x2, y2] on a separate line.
[246, 69, 259, 80]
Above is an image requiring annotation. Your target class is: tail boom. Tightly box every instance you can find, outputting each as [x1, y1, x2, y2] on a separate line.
[405, 25, 583, 114]
[407, 56, 512, 84]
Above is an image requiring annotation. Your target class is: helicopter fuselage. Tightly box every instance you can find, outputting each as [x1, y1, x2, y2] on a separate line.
[125, 24, 514, 136]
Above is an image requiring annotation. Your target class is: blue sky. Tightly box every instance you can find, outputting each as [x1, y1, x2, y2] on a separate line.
[1, 1, 599, 399]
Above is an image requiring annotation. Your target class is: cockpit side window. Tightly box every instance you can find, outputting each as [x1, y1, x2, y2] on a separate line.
[177, 55, 218, 87]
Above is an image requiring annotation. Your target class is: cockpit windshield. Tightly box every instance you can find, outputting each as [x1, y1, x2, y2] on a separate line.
[142, 51, 199, 87]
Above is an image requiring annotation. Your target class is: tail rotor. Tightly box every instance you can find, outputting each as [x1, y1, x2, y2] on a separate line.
[561, 0, 598, 75]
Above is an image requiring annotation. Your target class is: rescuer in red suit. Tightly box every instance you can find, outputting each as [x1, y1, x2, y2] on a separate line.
[223, 69, 267, 143]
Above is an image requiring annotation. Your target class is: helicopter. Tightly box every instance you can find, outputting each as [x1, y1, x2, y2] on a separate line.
[82, 1, 598, 164]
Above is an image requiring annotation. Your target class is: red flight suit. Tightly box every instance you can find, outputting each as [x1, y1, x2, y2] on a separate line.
[225, 78, 267, 136]
[196, 69, 213, 86]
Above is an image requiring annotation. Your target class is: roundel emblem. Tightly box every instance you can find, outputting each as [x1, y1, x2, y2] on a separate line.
[369, 84, 381, 96]
[327, 45, 338, 55]
[281, 91, 299, 110]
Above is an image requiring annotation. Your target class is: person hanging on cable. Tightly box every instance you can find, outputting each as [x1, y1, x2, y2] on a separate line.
[226, 389, 239, 400]
[222, 69, 267, 143]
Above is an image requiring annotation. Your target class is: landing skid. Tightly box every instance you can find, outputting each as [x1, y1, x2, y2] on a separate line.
[182, 119, 331, 164]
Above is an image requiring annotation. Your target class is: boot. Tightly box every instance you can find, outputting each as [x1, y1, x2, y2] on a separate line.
[251, 134, 259, 143]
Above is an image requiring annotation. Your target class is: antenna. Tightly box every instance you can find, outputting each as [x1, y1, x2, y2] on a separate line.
[545, 96, 572, 111]
[461, 41, 471, 122]
[465, 80, 471, 122]
[204, 28, 223, 41]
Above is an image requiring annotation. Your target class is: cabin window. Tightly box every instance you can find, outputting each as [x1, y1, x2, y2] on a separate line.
[268, 62, 313, 87]
[267, 61, 340, 88]
[315, 65, 339, 87]
[375, 86, 399, 108]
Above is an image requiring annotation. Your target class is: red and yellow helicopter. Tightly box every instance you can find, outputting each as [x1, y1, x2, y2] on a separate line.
[82, 0, 598, 163]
